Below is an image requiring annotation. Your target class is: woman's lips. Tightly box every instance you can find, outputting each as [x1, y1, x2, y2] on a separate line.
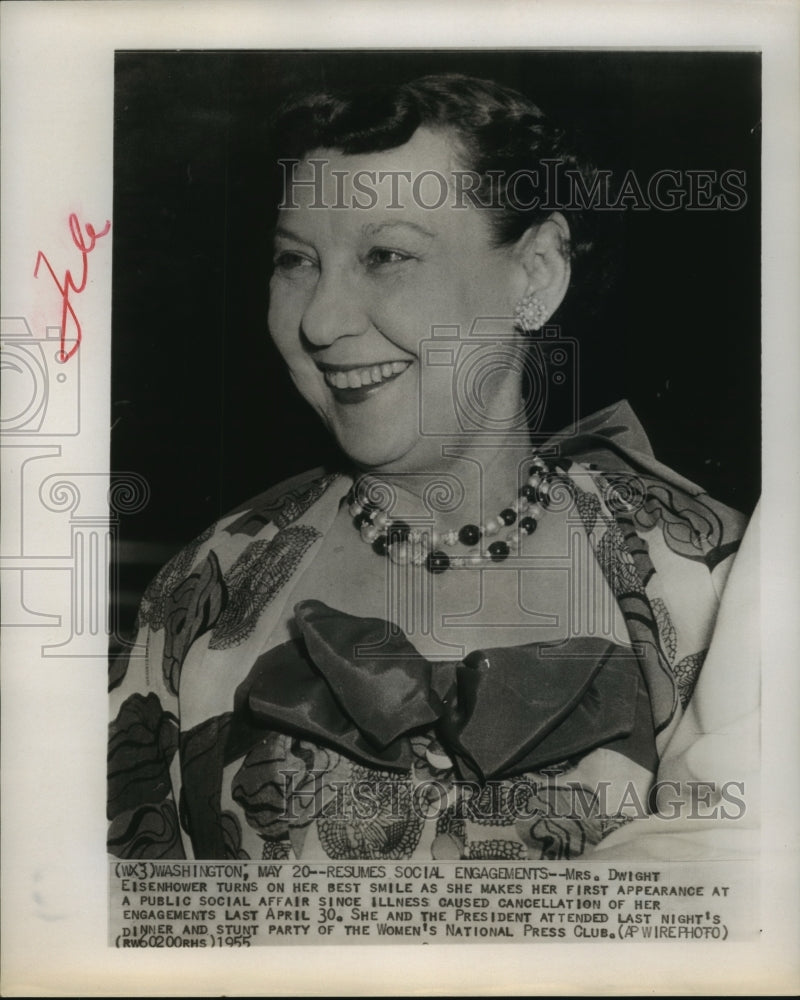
[322, 360, 412, 404]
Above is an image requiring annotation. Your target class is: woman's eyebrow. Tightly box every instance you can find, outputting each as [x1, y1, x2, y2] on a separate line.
[272, 225, 315, 248]
[361, 221, 436, 239]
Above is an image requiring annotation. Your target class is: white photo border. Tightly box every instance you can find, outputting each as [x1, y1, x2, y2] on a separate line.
[1, 0, 798, 995]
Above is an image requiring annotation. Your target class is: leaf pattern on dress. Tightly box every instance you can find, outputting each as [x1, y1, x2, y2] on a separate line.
[225, 473, 341, 538]
[573, 486, 602, 535]
[220, 810, 251, 860]
[430, 776, 633, 861]
[466, 837, 527, 860]
[273, 474, 341, 529]
[108, 692, 179, 821]
[432, 810, 467, 860]
[107, 801, 184, 859]
[262, 839, 291, 860]
[232, 734, 342, 861]
[317, 763, 426, 860]
[137, 523, 215, 631]
[515, 786, 622, 860]
[594, 524, 645, 597]
[634, 483, 725, 562]
[651, 597, 678, 664]
[672, 649, 708, 708]
[209, 525, 321, 650]
[162, 550, 227, 695]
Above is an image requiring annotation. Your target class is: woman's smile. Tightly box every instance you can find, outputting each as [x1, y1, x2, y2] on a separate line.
[319, 359, 413, 402]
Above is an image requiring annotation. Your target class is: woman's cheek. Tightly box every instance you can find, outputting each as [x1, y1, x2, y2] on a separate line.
[268, 280, 308, 350]
[287, 363, 331, 426]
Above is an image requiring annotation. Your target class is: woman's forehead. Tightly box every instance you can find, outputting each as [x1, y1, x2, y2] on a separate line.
[283, 127, 467, 211]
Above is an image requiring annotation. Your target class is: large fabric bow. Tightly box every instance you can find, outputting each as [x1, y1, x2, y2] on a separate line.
[235, 600, 655, 782]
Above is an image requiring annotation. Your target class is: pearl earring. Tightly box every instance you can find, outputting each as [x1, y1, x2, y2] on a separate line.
[514, 290, 548, 332]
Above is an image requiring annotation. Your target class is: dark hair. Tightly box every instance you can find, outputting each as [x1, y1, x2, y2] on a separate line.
[270, 73, 615, 312]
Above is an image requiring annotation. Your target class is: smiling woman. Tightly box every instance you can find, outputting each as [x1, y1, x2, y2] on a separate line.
[268, 125, 559, 473]
[109, 60, 759, 863]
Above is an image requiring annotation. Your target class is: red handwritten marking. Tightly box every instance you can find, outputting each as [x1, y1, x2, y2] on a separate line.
[34, 213, 111, 362]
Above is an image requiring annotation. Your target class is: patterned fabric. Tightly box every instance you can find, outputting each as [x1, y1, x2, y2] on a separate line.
[108, 402, 747, 861]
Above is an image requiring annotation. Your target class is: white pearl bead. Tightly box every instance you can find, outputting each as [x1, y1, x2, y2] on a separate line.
[528, 504, 543, 519]
[361, 523, 378, 543]
[484, 518, 500, 536]
[349, 501, 363, 517]
[389, 541, 409, 565]
[373, 511, 389, 529]
[528, 474, 541, 488]
[468, 553, 483, 566]
[442, 530, 458, 546]
[411, 546, 427, 566]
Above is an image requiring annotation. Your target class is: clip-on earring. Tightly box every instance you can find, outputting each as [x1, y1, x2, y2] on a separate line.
[514, 290, 548, 332]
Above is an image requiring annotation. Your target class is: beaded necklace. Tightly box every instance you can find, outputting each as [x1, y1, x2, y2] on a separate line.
[347, 453, 554, 574]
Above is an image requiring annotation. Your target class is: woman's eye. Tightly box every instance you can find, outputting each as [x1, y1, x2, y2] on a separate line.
[365, 247, 414, 268]
[272, 251, 317, 273]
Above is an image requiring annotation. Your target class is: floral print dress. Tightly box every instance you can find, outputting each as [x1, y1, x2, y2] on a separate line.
[108, 401, 747, 861]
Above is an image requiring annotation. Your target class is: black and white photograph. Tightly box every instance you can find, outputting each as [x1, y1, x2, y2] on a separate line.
[1, 2, 798, 996]
[109, 49, 759, 865]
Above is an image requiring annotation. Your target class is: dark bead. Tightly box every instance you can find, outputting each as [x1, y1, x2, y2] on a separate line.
[488, 541, 510, 562]
[372, 535, 388, 556]
[426, 550, 450, 574]
[499, 508, 516, 526]
[520, 483, 537, 501]
[520, 516, 537, 535]
[386, 520, 410, 543]
[353, 510, 374, 528]
[458, 523, 482, 547]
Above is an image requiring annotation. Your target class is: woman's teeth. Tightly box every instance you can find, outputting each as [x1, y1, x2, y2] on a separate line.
[324, 360, 410, 390]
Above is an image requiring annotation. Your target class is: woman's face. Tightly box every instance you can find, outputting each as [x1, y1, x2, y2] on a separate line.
[268, 127, 526, 473]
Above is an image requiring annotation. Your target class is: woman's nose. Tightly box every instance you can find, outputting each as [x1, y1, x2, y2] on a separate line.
[300, 270, 370, 347]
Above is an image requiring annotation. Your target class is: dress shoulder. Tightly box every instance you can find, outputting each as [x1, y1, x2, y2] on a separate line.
[132, 467, 342, 634]
[221, 467, 343, 539]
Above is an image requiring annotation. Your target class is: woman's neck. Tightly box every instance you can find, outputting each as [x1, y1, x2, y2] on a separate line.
[350, 438, 539, 536]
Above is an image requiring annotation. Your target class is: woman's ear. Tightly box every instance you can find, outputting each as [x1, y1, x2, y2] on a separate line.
[512, 211, 572, 319]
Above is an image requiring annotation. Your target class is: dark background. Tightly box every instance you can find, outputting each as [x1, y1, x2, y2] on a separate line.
[111, 50, 761, 638]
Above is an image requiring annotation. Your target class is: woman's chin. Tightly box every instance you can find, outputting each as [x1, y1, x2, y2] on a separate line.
[335, 430, 418, 473]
